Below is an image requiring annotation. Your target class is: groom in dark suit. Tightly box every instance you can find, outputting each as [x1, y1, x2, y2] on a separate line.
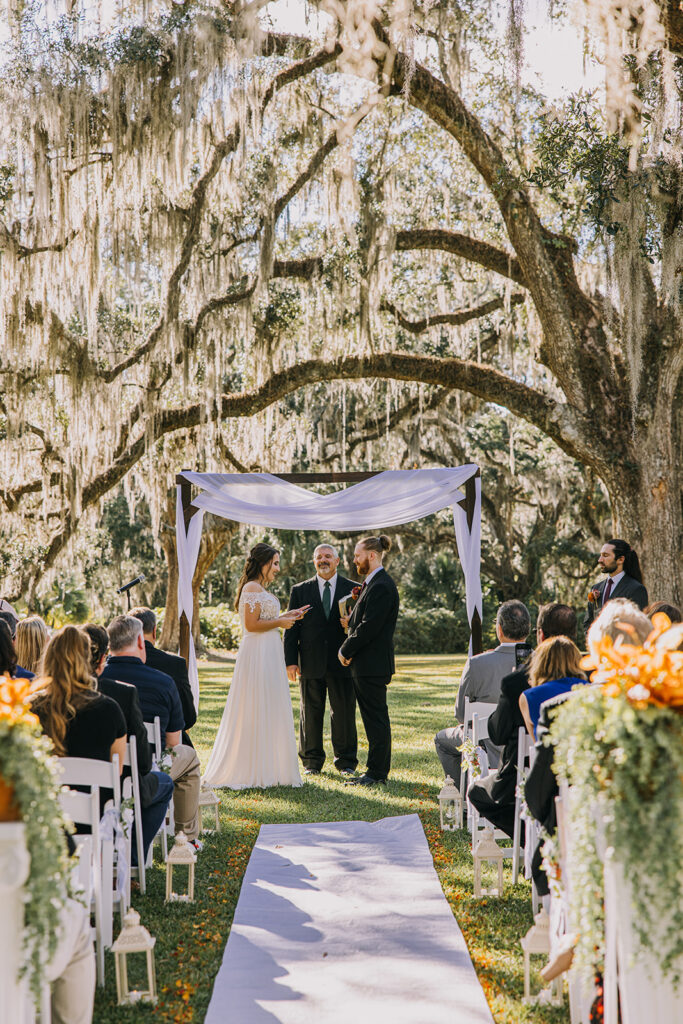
[584, 538, 648, 631]
[284, 544, 358, 776]
[339, 535, 400, 787]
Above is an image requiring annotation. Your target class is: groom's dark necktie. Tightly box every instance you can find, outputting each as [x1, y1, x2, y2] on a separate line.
[322, 580, 331, 619]
[602, 578, 613, 605]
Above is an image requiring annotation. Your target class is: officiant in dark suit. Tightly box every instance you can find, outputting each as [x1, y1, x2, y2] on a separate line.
[338, 535, 400, 787]
[284, 544, 358, 776]
[583, 538, 648, 631]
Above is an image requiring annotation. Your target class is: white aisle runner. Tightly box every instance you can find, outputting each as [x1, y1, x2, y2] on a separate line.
[205, 814, 495, 1024]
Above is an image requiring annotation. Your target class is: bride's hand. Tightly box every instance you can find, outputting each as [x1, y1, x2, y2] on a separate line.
[278, 611, 300, 630]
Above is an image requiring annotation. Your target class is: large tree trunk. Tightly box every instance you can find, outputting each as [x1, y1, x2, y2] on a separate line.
[159, 509, 238, 654]
[604, 439, 682, 606]
[159, 527, 180, 651]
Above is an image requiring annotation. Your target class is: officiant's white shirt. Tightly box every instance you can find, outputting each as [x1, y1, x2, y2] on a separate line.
[317, 573, 338, 599]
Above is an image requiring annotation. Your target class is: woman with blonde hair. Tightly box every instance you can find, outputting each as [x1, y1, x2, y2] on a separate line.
[32, 625, 126, 769]
[15, 615, 49, 674]
[519, 635, 588, 739]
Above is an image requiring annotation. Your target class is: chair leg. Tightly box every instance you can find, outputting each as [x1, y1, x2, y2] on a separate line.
[95, 927, 105, 987]
[512, 796, 522, 884]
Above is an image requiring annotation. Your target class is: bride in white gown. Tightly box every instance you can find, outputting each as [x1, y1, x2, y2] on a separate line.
[202, 543, 309, 789]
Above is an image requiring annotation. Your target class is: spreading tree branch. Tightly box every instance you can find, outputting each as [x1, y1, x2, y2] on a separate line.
[381, 293, 525, 333]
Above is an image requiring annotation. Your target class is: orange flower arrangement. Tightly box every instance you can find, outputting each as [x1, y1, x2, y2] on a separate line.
[581, 613, 683, 710]
[0, 672, 42, 727]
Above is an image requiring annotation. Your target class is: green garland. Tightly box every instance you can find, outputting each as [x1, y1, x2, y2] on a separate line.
[0, 715, 72, 999]
[550, 686, 683, 985]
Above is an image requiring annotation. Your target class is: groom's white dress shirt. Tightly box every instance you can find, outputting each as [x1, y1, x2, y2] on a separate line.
[362, 566, 383, 587]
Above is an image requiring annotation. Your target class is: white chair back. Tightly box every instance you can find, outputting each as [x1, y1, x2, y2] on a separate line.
[460, 699, 498, 805]
[123, 735, 146, 894]
[143, 716, 173, 862]
[144, 716, 163, 764]
[57, 755, 127, 971]
[57, 783, 108, 986]
[57, 755, 121, 807]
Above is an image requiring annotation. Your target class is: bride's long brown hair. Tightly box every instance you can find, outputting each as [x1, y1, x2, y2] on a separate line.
[32, 625, 98, 756]
[234, 543, 279, 610]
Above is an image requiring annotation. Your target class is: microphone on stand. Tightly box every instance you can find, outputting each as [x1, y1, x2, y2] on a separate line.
[117, 574, 146, 610]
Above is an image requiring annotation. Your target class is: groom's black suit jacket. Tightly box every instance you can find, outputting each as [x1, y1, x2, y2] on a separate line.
[284, 575, 355, 678]
[583, 572, 648, 630]
[340, 568, 400, 678]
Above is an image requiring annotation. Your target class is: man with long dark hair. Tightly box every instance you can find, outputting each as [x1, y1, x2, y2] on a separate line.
[584, 538, 648, 630]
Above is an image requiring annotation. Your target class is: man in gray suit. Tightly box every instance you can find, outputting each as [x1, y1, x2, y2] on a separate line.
[434, 600, 532, 786]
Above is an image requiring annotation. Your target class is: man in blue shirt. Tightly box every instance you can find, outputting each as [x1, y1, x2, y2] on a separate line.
[102, 615, 202, 849]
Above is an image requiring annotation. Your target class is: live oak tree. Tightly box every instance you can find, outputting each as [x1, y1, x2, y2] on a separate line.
[1, 0, 681, 604]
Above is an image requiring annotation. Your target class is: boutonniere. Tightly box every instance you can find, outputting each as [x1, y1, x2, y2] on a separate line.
[588, 587, 601, 604]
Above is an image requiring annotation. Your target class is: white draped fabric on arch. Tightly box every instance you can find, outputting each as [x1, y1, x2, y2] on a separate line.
[175, 466, 483, 709]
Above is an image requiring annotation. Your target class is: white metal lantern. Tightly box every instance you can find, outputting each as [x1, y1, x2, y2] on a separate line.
[473, 826, 505, 897]
[198, 784, 220, 833]
[520, 908, 562, 1004]
[438, 775, 463, 830]
[165, 830, 197, 903]
[111, 908, 157, 1006]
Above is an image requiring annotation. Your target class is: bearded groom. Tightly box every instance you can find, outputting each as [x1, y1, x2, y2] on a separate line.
[338, 535, 400, 787]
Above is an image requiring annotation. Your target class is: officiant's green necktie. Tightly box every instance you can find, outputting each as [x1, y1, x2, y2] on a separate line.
[323, 580, 331, 619]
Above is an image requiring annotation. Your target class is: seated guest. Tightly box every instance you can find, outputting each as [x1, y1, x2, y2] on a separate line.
[645, 601, 682, 624]
[47, 832, 96, 1024]
[131, 606, 196, 747]
[15, 614, 49, 674]
[31, 625, 126, 769]
[435, 600, 532, 785]
[83, 623, 174, 867]
[101, 615, 202, 851]
[467, 603, 577, 839]
[0, 618, 36, 679]
[586, 597, 653, 657]
[519, 636, 588, 739]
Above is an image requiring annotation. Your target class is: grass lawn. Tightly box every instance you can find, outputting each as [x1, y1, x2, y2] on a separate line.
[93, 655, 569, 1023]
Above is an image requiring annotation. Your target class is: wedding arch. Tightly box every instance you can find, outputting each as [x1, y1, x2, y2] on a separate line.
[175, 466, 483, 706]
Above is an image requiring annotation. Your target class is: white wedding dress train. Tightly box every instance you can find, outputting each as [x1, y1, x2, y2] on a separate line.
[202, 589, 302, 789]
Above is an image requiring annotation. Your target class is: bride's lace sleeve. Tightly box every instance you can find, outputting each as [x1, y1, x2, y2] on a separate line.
[241, 591, 265, 612]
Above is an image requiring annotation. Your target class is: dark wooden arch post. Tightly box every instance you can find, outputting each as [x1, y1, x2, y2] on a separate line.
[176, 471, 200, 665]
[457, 469, 483, 655]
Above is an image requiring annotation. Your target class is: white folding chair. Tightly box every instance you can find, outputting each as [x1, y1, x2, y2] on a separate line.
[123, 736, 146, 894]
[57, 786, 108, 986]
[57, 756, 126, 961]
[144, 716, 173, 861]
[512, 726, 535, 883]
[460, 698, 498, 808]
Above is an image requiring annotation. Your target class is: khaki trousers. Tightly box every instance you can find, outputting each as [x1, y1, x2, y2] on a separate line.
[169, 743, 201, 841]
[48, 899, 96, 1024]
